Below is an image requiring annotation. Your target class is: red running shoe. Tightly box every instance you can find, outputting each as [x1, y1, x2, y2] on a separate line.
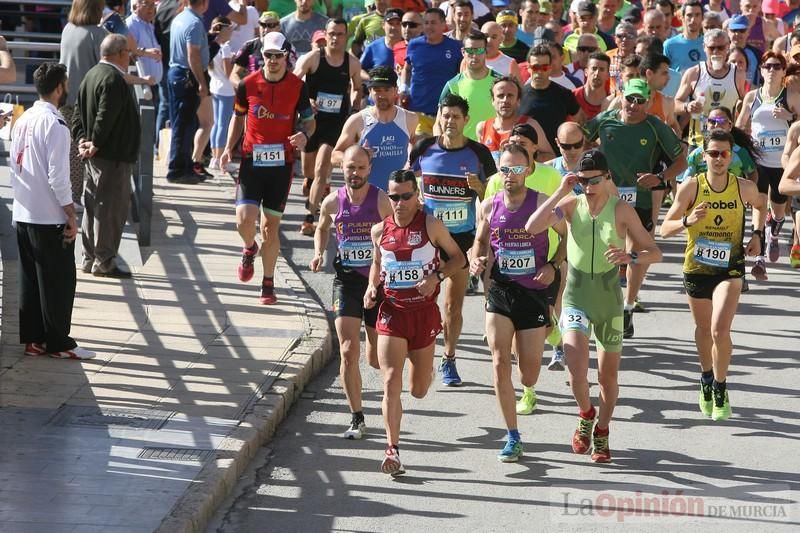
[238, 243, 259, 282]
[572, 415, 594, 455]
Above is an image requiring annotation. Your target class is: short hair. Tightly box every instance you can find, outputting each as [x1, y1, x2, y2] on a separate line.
[636, 34, 664, 54]
[682, 0, 703, 14]
[588, 51, 611, 67]
[326, 17, 348, 29]
[34, 62, 67, 97]
[454, 0, 474, 14]
[622, 54, 643, 70]
[643, 8, 665, 23]
[439, 93, 469, 116]
[100, 33, 128, 58]
[528, 43, 552, 61]
[464, 31, 487, 46]
[703, 129, 734, 150]
[510, 123, 538, 146]
[761, 50, 787, 70]
[655, 0, 674, 13]
[615, 21, 636, 35]
[640, 52, 670, 75]
[544, 40, 563, 57]
[491, 75, 522, 97]
[706, 28, 730, 46]
[703, 12, 722, 26]
[500, 143, 531, 166]
[68, 0, 104, 26]
[389, 169, 418, 190]
[424, 7, 446, 22]
[106, 0, 124, 8]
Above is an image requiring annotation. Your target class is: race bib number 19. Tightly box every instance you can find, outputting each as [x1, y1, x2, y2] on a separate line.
[253, 144, 285, 167]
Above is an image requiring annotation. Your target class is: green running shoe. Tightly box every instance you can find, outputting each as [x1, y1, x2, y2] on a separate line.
[699, 382, 713, 417]
[712, 390, 732, 421]
[498, 438, 523, 463]
[516, 387, 537, 415]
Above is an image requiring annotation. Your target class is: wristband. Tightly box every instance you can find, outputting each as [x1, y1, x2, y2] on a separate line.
[628, 251, 639, 265]
[682, 215, 691, 228]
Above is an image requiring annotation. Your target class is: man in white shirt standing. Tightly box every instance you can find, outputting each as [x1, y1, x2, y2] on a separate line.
[10, 63, 96, 361]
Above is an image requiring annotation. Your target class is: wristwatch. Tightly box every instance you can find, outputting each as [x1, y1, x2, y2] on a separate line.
[628, 251, 639, 265]
[435, 270, 446, 282]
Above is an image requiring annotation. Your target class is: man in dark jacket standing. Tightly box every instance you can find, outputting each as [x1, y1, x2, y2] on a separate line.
[72, 33, 141, 278]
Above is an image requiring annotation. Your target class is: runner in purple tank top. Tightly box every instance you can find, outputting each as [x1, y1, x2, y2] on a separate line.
[311, 146, 392, 440]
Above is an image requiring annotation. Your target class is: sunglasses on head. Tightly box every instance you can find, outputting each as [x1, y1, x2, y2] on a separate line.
[576, 46, 597, 53]
[263, 51, 286, 59]
[388, 192, 416, 202]
[529, 64, 551, 72]
[625, 94, 647, 105]
[499, 165, 527, 175]
[260, 21, 279, 28]
[464, 47, 486, 55]
[576, 174, 606, 185]
[558, 140, 584, 150]
[401, 21, 420, 28]
[705, 149, 731, 159]
[762, 62, 784, 71]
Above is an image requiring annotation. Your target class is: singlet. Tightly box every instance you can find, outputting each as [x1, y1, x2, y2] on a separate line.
[747, 16, 767, 55]
[234, 70, 312, 162]
[649, 91, 666, 123]
[683, 172, 745, 277]
[478, 116, 527, 164]
[749, 88, 791, 168]
[573, 87, 603, 120]
[567, 194, 624, 276]
[439, 69, 503, 142]
[486, 51, 515, 77]
[334, 185, 382, 279]
[379, 210, 441, 309]
[489, 190, 550, 290]
[360, 106, 413, 191]
[688, 63, 741, 147]
[306, 49, 351, 119]
[410, 137, 497, 234]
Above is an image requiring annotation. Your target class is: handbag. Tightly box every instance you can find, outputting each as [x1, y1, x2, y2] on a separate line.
[0, 94, 24, 141]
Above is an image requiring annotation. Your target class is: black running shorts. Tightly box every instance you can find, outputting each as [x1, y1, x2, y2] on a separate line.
[485, 281, 551, 331]
[235, 157, 293, 216]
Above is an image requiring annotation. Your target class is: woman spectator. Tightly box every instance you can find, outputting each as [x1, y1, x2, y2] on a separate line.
[208, 17, 235, 171]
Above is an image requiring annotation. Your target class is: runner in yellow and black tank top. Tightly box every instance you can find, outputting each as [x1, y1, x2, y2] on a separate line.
[683, 171, 746, 278]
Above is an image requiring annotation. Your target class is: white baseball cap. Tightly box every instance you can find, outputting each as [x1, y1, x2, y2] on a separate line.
[262, 32, 290, 53]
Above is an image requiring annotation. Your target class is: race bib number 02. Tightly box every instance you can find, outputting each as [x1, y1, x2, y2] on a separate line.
[340, 241, 372, 268]
[316, 91, 344, 113]
[694, 238, 731, 268]
[497, 248, 536, 276]
[253, 144, 285, 167]
[385, 260, 423, 289]
[618, 186, 637, 204]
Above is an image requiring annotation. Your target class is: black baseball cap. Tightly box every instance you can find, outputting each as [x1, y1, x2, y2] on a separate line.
[577, 149, 609, 173]
[367, 67, 398, 88]
[384, 8, 403, 22]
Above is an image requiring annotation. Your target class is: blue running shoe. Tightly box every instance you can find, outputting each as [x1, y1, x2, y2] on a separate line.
[440, 357, 462, 386]
[498, 438, 523, 462]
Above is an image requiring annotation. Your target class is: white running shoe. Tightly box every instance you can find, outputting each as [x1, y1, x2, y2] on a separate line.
[381, 447, 405, 477]
[49, 346, 96, 360]
[548, 347, 566, 371]
[343, 420, 366, 440]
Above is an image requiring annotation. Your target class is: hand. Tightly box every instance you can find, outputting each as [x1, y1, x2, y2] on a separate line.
[686, 201, 709, 225]
[415, 274, 439, 297]
[773, 104, 793, 121]
[363, 285, 378, 309]
[685, 100, 704, 114]
[745, 235, 761, 257]
[533, 262, 556, 285]
[78, 141, 97, 159]
[466, 172, 484, 195]
[0, 35, 8, 52]
[399, 92, 410, 109]
[146, 48, 162, 61]
[220, 149, 232, 169]
[310, 254, 323, 272]
[310, 99, 319, 114]
[144, 75, 157, 86]
[560, 172, 580, 193]
[605, 245, 633, 266]
[470, 255, 487, 276]
[289, 131, 307, 151]
[63, 214, 78, 241]
[636, 173, 663, 189]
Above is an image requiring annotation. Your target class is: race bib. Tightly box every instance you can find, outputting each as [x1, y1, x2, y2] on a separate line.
[253, 144, 285, 167]
[385, 260, 424, 289]
[433, 203, 469, 228]
[618, 186, 637, 204]
[316, 91, 344, 113]
[756, 129, 786, 153]
[340, 240, 372, 268]
[497, 248, 536, 276]
[560, 307, 590, 334]
[694, 237, 732, 268]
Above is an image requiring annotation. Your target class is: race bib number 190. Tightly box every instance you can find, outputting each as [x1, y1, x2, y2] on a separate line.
[694, 238, 731, 268]
[253, 144, 285, 167]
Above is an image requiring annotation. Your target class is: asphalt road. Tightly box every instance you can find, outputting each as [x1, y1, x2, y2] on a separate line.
[207, 173, 800, 533]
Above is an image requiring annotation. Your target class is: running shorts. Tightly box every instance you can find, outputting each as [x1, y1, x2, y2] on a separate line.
[756, 164, 788, 205]
[683, 272, 743, 300]
[333, 273, 380, 328]
[485, 281, 550, 331]
[375, 301, 442, 351]
[440, 231, 473, 263]
[634, 206, 655, 233]
[305, 114, 348, 153]
[560, 267, 624, 352]
[235, 158, 293, 216]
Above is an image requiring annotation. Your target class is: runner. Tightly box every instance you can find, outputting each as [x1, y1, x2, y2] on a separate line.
[780, 119, 800, 268]
[661, 129, 766, 421]
[363, 169, 467, 476]
[478, 22, 521, 80]
[310, 145, 393, 439]
[547, 121, 586, 179]
[221, 32, 315, 304]
[332, 66, 417, 191]
[471, 144, 567, 462]
[526, 149, 663, 463]
[294, 17, 363, 236]
[409, 93, 497, 386]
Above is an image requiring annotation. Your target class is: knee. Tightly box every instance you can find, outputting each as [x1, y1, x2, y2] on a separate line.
[710, 327, 730, 345]
[410, 378, 431, 399]
[492, 355, 512, 379]
[597, 371, 618, 390]
[339, 340, 360, 365]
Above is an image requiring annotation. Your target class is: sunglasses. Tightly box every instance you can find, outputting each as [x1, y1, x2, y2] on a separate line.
[558, 140, 584, 150]
[615, 33, 635, 40]
[529, 64, 551, 72]
[576, 46, 598, 53]
[625, 94, 647, 105]
[260, 21, 279, 28]
[388, 192, 416, 202]
[707, 117, 730, 126]
[263, 51, 286, 59]
[706, 44, 728, 53]
[464, 47, 486, 55]
[401, 21, 420, 28]
[705, 149, 731, 159]
[576, 174, 606, 185]
[762, 62, 784, 71]
[499, 165, 527, 175]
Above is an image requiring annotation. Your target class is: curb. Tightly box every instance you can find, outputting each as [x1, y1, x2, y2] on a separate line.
[154, 258, 334, 533]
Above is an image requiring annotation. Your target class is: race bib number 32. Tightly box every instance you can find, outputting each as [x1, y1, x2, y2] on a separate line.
[694, 237, 731, 268]
[253, 144, 285, 167]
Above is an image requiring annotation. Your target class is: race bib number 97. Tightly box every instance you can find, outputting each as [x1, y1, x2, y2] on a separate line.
[316, 92, 344, 113]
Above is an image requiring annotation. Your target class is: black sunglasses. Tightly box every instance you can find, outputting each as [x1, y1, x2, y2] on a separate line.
[558, 140, 584, 150]
[388, 192, 416, 202]
[625, 94, 647, 105]
[576, 46, 598, 53]
[260, 21, 279, 28]
[401, 21, 420, 28]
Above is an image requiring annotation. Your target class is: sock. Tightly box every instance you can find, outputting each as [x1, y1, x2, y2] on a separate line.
[508, 429, 521, 442]
[244, 242, 257, 254]
[262, 277, 274, 292]
[713, 380, 727, 406]
[443, 353, 455, 360]
[523, 385, 534, 394]
[351, 411, 364, 424]
[771, 216, 785, 236]
[624, 303, 634, 312]
[594, 425, 609, 437]
[579, 405, 596, 420]
[391, 444, 399, 453]
[701, 370, 714, 385]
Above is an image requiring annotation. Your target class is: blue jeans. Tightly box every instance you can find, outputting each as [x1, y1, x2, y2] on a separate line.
[210, 93, 234, 150]
[156, 75, 169, 135]
[167, 66, 200, 180]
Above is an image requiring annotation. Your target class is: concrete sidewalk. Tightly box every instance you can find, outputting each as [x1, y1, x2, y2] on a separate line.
[0, 167, 332, 532]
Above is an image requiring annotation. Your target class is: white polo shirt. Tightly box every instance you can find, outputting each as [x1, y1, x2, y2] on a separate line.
[10, 101, 72, 225]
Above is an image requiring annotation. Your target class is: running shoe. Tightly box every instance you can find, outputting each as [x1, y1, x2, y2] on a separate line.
[497, 437, 523, 463]
[548, 347, 565, 371]
[699, 382, 713, 417]
[24, 342, 46, 357]
[260, 280, 277, 305]
[619, 263, 627, 288]
[791, 245, 800, 268]
[191, 162, 212, 180]
[381, 447, 405, 476]
[750, 257, 768, 281]
[516, 387, 537, 415]
[440, 357, 462, 386]
[766, 233, 780, 263]
[49, 346, 96, 360]
[208, 157, 220, 171]
[237, 243, 259, 282]
[591, 434, 612, 463]
[466, 275, 478, 295]
[300, 214, 315, 236]
[712, 389, 732, 421]
[623, 309, 634, 339]
[572, 416, 594, 454]
[633, 298, 647, 313]
[343, 419, 366, 440]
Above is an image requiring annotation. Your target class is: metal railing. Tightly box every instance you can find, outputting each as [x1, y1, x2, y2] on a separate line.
[132, 90, 155, 247]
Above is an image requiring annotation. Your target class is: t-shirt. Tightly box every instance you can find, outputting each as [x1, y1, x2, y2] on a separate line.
[440, 70, 503, 141]
[233, 37, 263, 74]
[361, 38, 394, 70]
[170, 7, 209, 69]
[281, 12, 329, 56]
[210, 42, 235, 96]
[203, 0, 238, 30]
[406, 36, 464, 116]
[353, 12, 385, 46]
[519, 82, 581, 147]
[271, 0, 328, 19]
[664, 34, 705, 74]
[563, 30, 615, 53]
[584, 109, 683, 210]
[499, 39, 530, 64]
[333, 0, 366, 22]
[227, 3, 260, 56]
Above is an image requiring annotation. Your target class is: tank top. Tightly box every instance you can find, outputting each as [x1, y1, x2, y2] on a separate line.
[747, 17, 766, 55]
[688, 63, 741, 147]
[306, 49, 351, 118]
[649, 91, 666, 122]
[749, 88, 791, 168]
[361, 106, 412, 191]
[479, 116, 528, 164]
[573, 87, 603, 120]
[683, 172, 745, 277]
[567, 194, 624, 276]
[379, 210, 441, 308]
[489, 189, 550, 290]
[486, 51, 515, 77]
[334, 185, 382, 278]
